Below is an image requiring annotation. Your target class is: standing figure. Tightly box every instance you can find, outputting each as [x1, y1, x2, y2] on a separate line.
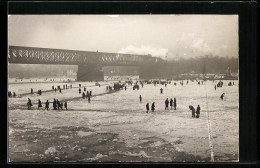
[8, 91, 12, 98]
[60, 102, 63, 110]
[59, 88, 62, 93]
[79, 88, 81, 94]
[84, 87, 86, 91]
[57, 99, 60, 110]
[45, 100, 49, 110]
[146, 103, 149, 113]
[125, 86, 127, 90]
[174, 98, 177, 110]
[139, 95, 142, 103]
[64, 101, 67, 111]
[88, 96, 91, 103]
[220, 93, 225, 100]
[38, 99, 42, 110]
[160, 88, 163, 94]
[82, 92, 85, 99]
[151, 102, 155, 112]
[55, 88, 57, 93]
[165, 98, 169, 110]
[214, 85, 216, 90]
[189, 105, 196, 118]
[196, 105, 200, 118]
[170, 98, 173, 110]
[53, 98, 57, 110]
[27, 98, 32, 110]
[31, 88, 33, 94]
[90, 91, 92, 97]
[13, 92, 16, 97]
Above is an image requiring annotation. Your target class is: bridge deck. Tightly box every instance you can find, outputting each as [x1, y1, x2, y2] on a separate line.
[8, 46, 164, 66]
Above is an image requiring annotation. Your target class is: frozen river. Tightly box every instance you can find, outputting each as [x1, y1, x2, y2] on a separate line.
[8, 79, 239, 162]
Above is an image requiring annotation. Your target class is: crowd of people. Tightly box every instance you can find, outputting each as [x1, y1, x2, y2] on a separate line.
[14, 79, 234, 117]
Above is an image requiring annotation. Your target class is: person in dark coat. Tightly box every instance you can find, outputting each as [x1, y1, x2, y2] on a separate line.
[82, 92, 85, 99]
[189, 105, 196, 118]
[27, 98, 32, 110]
[214, 85, 216, 90]
[31, 88, 33, 94]
[88, 96, 91, 103]
[160, 88, 163, 94]
[45, 100, 49, 110]
[84, 87, 86, 91]
[165, 98, 169, 110]
[64, 101, 67, 111]
[151, 102, 155, 112]
[125, 86, 127, 90]
[139, 95, 142, 103]
[53, 98, 57, 110]
[55, 88, 57, 93]
[174, 98, 177, 110]
[170, 98, 173, 110]
[196, 105, 200, 118]
[60, 102, 63, 110]
[38, 99, 42, 110]
[13, 92, 16, 97]
[57, 99, 60, 110]
[59, 88, 62, 93]
[220, 93, 225, 100]
[8, 91, 12, 98]
[79, 88, 81, 94]
[146, 103, 149, 113]
[90, 91, 92, 97]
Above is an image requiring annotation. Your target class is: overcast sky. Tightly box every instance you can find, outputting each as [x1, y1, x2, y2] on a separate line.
[8, 15, 238, 60]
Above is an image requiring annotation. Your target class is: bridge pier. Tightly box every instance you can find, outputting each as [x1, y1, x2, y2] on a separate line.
[77, 65, 104, 81]
[139, 65, 164, 80]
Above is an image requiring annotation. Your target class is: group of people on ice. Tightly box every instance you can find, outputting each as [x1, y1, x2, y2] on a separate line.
[27, 98, 68, 111]
[144, 98, 177, 113]
[189, 105, 200, 118]
[165, 98, 177, 110]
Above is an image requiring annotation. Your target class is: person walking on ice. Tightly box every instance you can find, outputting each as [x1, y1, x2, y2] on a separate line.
[151, 102, 155, 112]
[189, 105, 196, 118]
[146, 103, 149, 113]
[38, 99, 42, 110]
[170, 98, 173, 110]
[64, 101, 68, 111]
[174, 98, 177, 110]
[165, 98, 169, 110]
[220, 93, 225, 100]
[27, 98, 32, 110]
[196, 105, 200, 118]
[45, 100, 49, 110]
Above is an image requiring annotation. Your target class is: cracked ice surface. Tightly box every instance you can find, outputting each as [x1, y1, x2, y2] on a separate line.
[8, 79, 238, 162]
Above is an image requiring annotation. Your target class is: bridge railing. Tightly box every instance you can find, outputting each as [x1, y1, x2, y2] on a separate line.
[8, 46, 165, 66]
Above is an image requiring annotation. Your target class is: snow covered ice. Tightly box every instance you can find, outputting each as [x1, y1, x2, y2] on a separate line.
[8, 79, 239, 162]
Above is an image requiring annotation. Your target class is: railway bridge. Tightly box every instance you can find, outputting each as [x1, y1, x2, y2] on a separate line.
[8, 46, 166, 81]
